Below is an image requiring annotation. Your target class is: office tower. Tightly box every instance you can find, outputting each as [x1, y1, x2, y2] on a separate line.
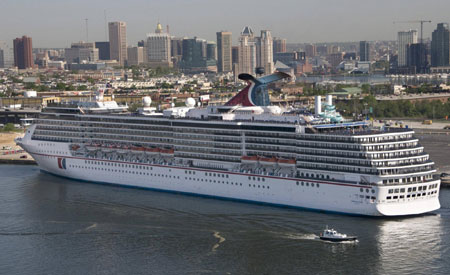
[259, 30, 274, 74]
[359, 41, 370, 61]
[0, 41, 13, 68]
[108, 21, 127, 66]
[397, 30, 418, 67]
[0, 49, 4, 68]
[407, 43, 428, 73]
[273, 38, 287, 55]
[305, 44, 317, 57]
[238, 26, 257, 75]
[232, 46, 239, 65]
[145, 22, 172, 68]
[127, 47, 145, 66]
[206, 41, 217, 61]
[171, 37, 183, 66]
[95, 42, 110, 60]
[216, 31, 232, 72]
[13, 35, 33, 69]
[181, 37, 217, 72]
[431, 23, 450, 67]
[65, 42, 99, 63]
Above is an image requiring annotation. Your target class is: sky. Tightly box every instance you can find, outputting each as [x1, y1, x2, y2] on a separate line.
[1, 0, 450, 48]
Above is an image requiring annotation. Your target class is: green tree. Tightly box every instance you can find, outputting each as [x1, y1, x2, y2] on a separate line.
[2, 123, 15, 132]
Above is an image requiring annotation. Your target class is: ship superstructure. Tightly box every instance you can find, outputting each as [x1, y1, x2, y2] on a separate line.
[16, 73, 440, 216]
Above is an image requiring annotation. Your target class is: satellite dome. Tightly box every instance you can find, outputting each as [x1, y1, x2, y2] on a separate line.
[185, 97, 196, 107]
[142, 96, 152, 107]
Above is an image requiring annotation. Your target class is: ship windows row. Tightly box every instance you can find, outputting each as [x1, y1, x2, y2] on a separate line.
[386, 190, 437, 200]
[296, 181, 320, 188]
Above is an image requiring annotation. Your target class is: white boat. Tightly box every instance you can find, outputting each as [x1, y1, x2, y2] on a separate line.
[319, 227, 357, 242]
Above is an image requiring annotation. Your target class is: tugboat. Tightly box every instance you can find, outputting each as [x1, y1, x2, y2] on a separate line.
[319, 226, 357, 242]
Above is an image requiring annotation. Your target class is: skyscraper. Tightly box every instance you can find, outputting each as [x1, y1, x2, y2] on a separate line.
[359, 41, 370, 61]
[431, 23, 450, 67]
[65, 42, 98, 63]
[13, 35, 33, 69]
[407, 43, 428, 73]
[305, 44, 317, 57]
[146, 22, 172, 68]
[0, 49, 4, 68]
[108, 22, 127, 66]
[259, 30, 274, 74]
[216, 31, 232, 72]
[397, 30, 418, 67]
[238, 26, 256, 75]
[181, 37, 216, 72]
[206, 41, 217, 61]
[127, 46, 145, 66]
[273, 38, 287, 55]
[95, 42, 110, 60]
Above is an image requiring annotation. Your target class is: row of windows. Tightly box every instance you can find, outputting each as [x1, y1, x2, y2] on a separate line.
[387, 190, 438, 200]
[387, 183, 438, 194]
[296, 181, 320, 188]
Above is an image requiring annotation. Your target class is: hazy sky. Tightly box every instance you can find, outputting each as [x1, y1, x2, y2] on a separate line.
[1, 0, 449, 48]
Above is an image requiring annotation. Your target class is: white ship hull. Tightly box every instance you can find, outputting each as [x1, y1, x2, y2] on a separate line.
[20, 139, 441, 217]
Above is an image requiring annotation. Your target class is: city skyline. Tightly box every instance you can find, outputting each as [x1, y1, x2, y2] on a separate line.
[1, 0, 450, 48]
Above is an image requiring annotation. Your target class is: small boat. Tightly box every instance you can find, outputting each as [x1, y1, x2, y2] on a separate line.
[259, 157, 278, 165]
[319, 227, 357, 242]
[241, 155, 259, 164]
[277, 158, 296, 167]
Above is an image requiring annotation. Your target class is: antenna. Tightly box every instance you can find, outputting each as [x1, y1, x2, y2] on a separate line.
[85, 18, 89, 42]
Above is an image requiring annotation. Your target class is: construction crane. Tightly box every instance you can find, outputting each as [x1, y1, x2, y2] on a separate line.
[393, 20, 432, 44]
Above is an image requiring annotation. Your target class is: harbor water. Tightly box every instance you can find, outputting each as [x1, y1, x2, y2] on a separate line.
[0, 134, 449, 275]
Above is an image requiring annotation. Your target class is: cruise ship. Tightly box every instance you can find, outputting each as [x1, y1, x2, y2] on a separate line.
[16, 72, 441, 216]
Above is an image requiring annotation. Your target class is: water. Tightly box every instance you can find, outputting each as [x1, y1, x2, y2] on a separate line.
[0, 165, 449, 275]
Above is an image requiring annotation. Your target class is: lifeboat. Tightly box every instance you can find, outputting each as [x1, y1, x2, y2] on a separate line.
[277, 158, 296, 167]
[145, 147, 161, 154]
[241, 155, 259, 164]
[70, 144, 80, 151]
[160, 148, 175, 156]
[259, 157, 278, 165]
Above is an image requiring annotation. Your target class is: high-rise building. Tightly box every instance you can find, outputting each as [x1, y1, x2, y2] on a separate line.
[431, 23, 450, 67]
[273, 38, 287, 55]
[13, 35, 33, 69]
[397, 30, 418, 67]
[0, 49, 4, 68]
[0, 41, 13, 68]
[65, 42, 99, 63]
[146, 23, 172, 68]
[95, 42, 110, 60]
[108, 21, 127, 66]
[181, 37, 217, 72]
[127, 46, 145, 66]
[359, 41, 370, 61]
[171, 37, 183, 66]
[216, 31, 232, 72]
[231, 46, 239, 65]
[407, 43, 428, 73]
[305, 44, 317, 57]
[206, 41, 217, 61]
[238, 26, 257, 75]
[259, 30, 274, 74]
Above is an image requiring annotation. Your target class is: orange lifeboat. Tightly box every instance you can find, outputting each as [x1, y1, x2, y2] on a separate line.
[160, 148, 175, 156]
[259, 157, 278, 165]
[277, 158, 296, 167]
[241, 155, 259, 164]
